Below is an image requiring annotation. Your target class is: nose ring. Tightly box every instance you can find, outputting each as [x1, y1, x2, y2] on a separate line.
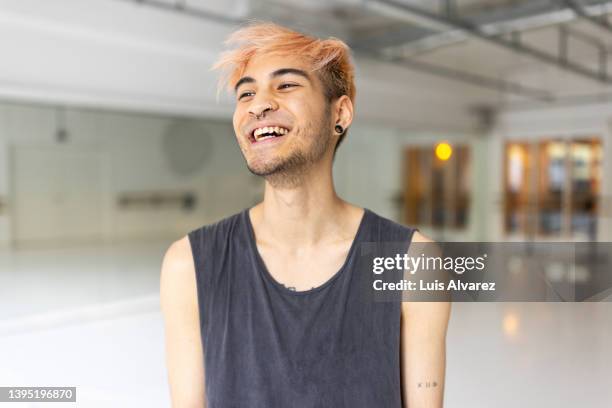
[254, 104, 272, 120]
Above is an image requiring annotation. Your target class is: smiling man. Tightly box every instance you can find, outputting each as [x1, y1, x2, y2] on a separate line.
[160, 22, 450, 408]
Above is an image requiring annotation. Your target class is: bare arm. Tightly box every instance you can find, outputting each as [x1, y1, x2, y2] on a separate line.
[401, 231, 451, 408]
[160, 236, 206, 408]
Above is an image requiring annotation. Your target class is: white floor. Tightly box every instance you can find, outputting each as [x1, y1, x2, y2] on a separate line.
[0, 310, 169, 408]
[0, 241, 171, 408]
[0, 242, 611, 407]
[446, 303, 612, 408]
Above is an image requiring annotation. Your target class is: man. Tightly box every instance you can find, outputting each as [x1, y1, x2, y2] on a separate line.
[161, 22, 450, 408]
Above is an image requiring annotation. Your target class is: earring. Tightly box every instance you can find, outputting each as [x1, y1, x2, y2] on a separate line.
[334, 124, 344, 134]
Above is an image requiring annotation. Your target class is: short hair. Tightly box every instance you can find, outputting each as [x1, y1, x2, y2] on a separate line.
[211, 21, 356, 151]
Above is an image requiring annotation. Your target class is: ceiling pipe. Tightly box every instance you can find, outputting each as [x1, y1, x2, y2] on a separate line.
[561, 0, 612, 35]
[364, 0, 612, 84]
[120, 0, 245, 25]
[354, 46, 554, 102]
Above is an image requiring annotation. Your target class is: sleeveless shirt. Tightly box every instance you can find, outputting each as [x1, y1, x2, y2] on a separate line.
[187, 208, 418, 408]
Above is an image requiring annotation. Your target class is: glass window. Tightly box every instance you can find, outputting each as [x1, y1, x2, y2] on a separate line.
[504, 137, 602, 240]
[403, 143, 471, 229]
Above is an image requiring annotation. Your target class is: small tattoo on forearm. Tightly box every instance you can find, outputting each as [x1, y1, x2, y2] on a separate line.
[417, 381, 438, 388]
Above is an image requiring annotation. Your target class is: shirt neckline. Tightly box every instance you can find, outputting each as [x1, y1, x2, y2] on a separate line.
[244, 207, 370, 296]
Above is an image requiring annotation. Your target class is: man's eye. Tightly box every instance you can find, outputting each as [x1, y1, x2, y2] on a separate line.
[238, 92, 254, 100]
[278, 83, 298, 90]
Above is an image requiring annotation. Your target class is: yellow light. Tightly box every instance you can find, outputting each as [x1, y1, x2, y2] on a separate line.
[502, 312, 520, 338]
[508, 144, 524, 162]
[435, 142, 452, 161]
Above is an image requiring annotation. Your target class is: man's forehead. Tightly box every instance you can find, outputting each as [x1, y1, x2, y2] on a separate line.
[234, 55, 319, 92]
[242, 53, 311, 75]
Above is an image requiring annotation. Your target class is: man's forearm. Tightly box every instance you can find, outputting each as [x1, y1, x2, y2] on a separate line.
[400, 300, 450, 407]
[401, 339, 446, 407]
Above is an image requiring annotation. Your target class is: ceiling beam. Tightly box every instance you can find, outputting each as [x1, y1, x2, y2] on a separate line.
[353, 46, 554, 102]
[357, 1, 612, 54]
[355, 0, 566, 49]
[561, 0, 612, 34]
[363, 0, 612, 84]
[118, 0, 245, 25]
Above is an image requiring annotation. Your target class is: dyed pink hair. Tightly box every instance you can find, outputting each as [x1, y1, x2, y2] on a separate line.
[211, 21, 356, 105]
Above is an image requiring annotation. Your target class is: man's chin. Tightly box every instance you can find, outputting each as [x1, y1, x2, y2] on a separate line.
[245, 154, 309, 182]
[246, 161, 284, 177]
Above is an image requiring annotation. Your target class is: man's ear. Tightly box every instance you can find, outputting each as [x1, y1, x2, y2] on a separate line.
[334, 95, 354, 130]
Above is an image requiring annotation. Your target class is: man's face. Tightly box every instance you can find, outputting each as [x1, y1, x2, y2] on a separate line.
[232, 54, 334, 181]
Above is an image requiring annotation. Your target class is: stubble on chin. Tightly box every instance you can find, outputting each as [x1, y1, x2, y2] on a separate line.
[245, 121, 333, 189]
[247, 150, 309, 189]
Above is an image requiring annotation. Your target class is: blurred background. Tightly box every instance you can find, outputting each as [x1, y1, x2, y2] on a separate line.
[0, 0, 611, 406]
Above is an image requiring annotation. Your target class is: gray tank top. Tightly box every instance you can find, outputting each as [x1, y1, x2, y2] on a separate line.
[188, 208, 417, 407]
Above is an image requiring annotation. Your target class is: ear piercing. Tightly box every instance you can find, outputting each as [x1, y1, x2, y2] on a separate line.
[334, 124, 344, 134]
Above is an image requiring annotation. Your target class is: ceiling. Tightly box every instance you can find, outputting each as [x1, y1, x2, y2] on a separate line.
[123, 0, 612, 108]
[2, 0, 612, 130]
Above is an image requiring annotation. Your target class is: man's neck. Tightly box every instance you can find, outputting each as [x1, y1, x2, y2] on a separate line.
[250, 164, 358, 248]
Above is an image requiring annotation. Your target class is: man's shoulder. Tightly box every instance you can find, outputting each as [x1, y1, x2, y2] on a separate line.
[163, 236, 192, 263]
[187, 209, 247, 240]
[160, 210, 247, 294]
[182, 209, 252, 266]
[366, 209, 433, 243]
[160, 236, 195, 301]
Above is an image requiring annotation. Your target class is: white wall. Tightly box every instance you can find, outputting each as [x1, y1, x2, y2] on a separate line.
[0, 102, 261, 247]
[0, 107, 8, 245]
[334, 123, 402, 221]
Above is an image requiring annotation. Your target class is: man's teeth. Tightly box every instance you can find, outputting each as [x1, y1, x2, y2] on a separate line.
[253, 126, 289, 140]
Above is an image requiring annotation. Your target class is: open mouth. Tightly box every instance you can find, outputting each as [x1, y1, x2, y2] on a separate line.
[250, 126, 290, 143]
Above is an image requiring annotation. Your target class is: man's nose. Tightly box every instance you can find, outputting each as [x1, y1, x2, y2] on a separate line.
[249, 99, 278, 119]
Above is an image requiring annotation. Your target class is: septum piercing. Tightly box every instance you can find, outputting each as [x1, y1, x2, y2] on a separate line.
[254, 104, 272, 120]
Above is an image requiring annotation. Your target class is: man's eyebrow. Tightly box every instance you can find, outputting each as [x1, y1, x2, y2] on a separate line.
[270, 68, 312, 82]
[234, 68, 312, 92]
[234, 76, 255, 92]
